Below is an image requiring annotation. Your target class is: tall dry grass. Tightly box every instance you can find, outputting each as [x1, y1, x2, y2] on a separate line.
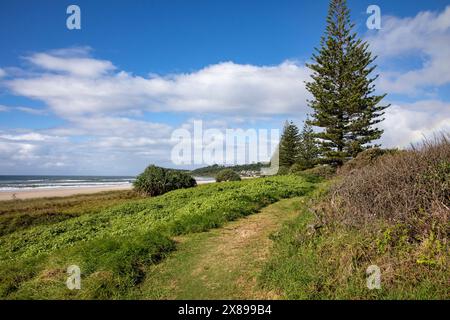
[321, 135, 449, 240]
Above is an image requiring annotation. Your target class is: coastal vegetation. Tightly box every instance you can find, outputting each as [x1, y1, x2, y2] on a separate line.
[133, 165, 197, 196]
[215, 169, 241, 182]
[261, 137, 449, 299]
[0, 190, 140, 237]
[0, 175, 315, 299]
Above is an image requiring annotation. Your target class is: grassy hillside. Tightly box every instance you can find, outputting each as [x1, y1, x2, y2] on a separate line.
[0, 175, 315, 299]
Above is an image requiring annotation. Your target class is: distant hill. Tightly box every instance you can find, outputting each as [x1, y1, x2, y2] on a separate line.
[191, 163, 268, 177]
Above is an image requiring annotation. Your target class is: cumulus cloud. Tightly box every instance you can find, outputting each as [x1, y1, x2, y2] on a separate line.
[25, 46, 116, 77]
[0, 117, 175, 175]
[380, 100, 450, 148]
[367, 6, 450, 94]
[0, 130, 68, 169]
[6, 49, 311, 118]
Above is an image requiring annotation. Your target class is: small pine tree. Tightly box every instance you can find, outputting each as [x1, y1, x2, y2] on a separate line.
[279, 120, 301, 168]
[297, 117, 320, 169]
[306, 0, 389, 165]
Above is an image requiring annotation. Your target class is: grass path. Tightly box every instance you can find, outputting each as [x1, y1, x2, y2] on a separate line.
[134, 197, 303, 300]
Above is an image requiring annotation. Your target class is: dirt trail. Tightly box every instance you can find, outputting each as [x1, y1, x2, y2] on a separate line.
[137, 197, 302, 299]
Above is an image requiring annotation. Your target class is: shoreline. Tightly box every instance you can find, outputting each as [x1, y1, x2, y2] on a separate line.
[0, 185, 133, 201]
[0, 179, 216, 201]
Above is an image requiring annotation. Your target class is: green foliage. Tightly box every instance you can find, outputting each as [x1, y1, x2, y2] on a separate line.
[289, 163, 306, 174]
[289, 163, 336, 181]
[301, 165, 336, 180]
[215, 169, 241, 182]
[0, 175, 314, 299]
[0, 190, 140, 237]
[339, 148, 399, 173]
[133, 165, 197, 196]
[279, 121, 301, 167]
[306, 0, 389, 165]
[297, 118, 320, 170]
[278, 119, 320, 171]
[72, 231, 176, 297]
[276, 166, 291, 176]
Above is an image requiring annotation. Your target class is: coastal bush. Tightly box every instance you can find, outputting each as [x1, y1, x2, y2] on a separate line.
[301, 165, 336, 179]
[260, 181, 449, 299]
[338, 147, 399, 174]
[215, 169, 241, 182]
[322, 136, 449, 239]
[288, 163, 307, 174]
[133, 165, 197, 196]
[276, 166, 290, 176]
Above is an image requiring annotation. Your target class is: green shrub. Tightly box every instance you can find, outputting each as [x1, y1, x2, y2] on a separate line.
[215, 169, 241, 182]
[339, 147, 399, 174]
[302, 165, 336, 179]
[133, 165, 197, 196]
[276, 166, 290, 176]
[289, 163, 308, 174]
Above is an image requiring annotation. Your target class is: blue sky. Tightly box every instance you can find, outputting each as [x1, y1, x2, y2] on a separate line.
[0, 0, 449, 175]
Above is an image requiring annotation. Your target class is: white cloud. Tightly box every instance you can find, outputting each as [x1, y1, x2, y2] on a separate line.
[380, 100, 450, 148]
[15, 106, 48, 115]
[0, 116, 177, 174]
[0, 141, 38, 162]
[0, 68, 6, 78]
[0, 104, 48, 115]
[25, 49, 115, 77]
[7, 50, 311, 118]
[367, 6, 450, 94]
[0, 132, 63, 142]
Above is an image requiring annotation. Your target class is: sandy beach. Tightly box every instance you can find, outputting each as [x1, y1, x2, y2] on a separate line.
[0, 185, 133, 201]
[0, 179, 216, 201]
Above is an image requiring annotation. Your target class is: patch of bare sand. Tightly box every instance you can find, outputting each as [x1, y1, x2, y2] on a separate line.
[0, 185, 133, 201]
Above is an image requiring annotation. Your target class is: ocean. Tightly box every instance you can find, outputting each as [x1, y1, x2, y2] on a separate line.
[0, 175, 136, 192]
[0, 175, 215, 192]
